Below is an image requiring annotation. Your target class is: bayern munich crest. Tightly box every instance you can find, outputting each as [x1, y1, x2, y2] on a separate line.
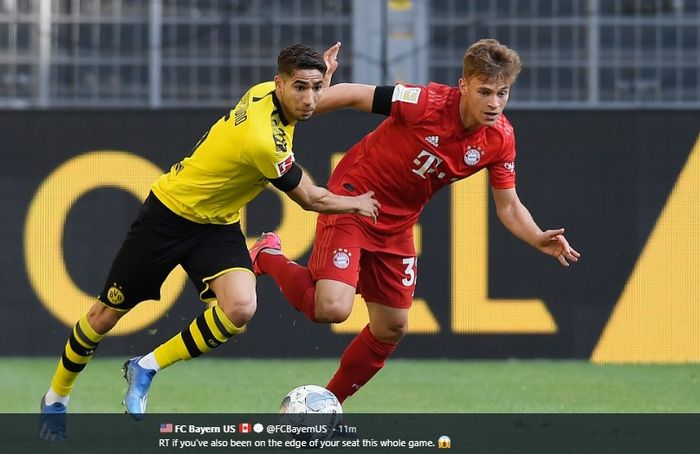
[464, 147, 482, 166]
[332, 249, 351, 269]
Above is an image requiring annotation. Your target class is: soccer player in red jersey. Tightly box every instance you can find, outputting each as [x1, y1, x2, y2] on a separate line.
[250, 39, 580, 404]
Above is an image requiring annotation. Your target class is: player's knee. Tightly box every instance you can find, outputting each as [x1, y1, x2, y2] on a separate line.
[87, 302, 124, 334]
[218, 293, 257, 327]
[374, 321, 408, 344]
[314, 295, 352, 323]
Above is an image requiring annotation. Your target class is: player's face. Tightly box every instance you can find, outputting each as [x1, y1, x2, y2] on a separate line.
[458, 76, 511, 131]
[274, 69, 325, 124]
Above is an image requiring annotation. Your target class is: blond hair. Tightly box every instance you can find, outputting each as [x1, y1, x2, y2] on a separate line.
[462, 39, 521, 85]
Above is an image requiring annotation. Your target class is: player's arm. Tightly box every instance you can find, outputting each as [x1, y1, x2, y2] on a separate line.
[316, 83, 375, 113]
[315, 84, 394, 115]
[491, 187, 580, 267]
[269, 164, 380, 221]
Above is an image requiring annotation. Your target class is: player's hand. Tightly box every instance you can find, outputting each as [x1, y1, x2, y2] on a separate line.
[322, 42, 341, 89]
[355, 191, 380, 223]
[538, 228, 580, 267]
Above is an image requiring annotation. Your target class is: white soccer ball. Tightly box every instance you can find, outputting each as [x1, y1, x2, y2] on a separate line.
[279, 384, 343, 442]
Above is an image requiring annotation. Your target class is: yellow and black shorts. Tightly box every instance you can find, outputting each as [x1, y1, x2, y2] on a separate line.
[97, 192, 252, 311]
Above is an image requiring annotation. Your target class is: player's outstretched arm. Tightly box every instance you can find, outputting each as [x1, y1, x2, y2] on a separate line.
[492, 187, 580, 267]
[316, 83, 376, 114]
[286, 171, 380, 222]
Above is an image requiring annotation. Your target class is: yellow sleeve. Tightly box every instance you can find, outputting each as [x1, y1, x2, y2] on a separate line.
[245, 130, 296, 181]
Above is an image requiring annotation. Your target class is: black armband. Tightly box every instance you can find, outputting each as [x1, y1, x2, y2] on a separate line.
[269, 163, 303, 192]
[372, 85, 395, 116]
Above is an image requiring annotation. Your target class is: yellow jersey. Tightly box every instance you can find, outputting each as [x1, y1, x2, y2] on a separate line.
[151, 81, 297, 224]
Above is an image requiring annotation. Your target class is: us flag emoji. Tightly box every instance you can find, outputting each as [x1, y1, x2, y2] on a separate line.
[160, 423, 173, 433]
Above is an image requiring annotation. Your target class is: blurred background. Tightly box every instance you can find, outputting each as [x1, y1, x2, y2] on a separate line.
[0, 0, 698, 365]
[1, 0, 698, 108]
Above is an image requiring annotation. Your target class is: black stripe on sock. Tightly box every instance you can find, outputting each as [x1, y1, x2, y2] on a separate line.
[74, 322, 97, 348]
[68, 333, 95, 357]
[196, 314, 222, 349]
[61, 351, 86, 373]
[211, 309, 235, 338]
[180, 330, 202, 358]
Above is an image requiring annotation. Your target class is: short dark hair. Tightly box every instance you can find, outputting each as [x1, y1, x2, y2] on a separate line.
[277, 44, 327, 78]
[463, 39, 522, 85]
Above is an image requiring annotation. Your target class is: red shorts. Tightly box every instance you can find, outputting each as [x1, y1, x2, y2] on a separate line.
[308, 214, 417, 308]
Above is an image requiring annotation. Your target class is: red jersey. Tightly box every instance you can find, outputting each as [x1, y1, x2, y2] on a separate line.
[327, 82, 517, 234]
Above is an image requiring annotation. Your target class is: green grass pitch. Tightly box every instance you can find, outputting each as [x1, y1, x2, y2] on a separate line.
[4, 357, 699, 413]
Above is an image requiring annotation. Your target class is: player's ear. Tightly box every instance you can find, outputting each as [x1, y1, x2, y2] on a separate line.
[458, 77, 468, 94]
[274, 74, 284, 91]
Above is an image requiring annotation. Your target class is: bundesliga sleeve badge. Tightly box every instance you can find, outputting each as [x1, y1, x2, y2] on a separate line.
[391, 84, 421, 104]
[275, 153, 295, 177]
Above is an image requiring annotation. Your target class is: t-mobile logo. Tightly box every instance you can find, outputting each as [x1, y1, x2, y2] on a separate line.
[411, 150, 445, 179]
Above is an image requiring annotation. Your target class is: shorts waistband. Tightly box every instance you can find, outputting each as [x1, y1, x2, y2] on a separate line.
[143, 191, 204, 228]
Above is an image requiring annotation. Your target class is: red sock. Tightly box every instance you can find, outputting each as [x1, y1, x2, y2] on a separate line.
[257, 252, 318, 322]
[326, 324, 397, 403]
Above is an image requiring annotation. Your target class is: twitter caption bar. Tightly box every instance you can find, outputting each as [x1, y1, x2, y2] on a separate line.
[9, 414, 700, 453]
[156, 421, 449, 450]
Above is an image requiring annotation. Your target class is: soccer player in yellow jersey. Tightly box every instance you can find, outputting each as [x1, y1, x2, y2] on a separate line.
[38, 43, 379, 441]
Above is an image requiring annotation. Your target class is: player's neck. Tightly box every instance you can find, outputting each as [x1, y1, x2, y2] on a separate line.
[272, 89, 297, 126]
[459, 99, 479, 133]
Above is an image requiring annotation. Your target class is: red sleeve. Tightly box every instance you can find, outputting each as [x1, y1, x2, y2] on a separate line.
[488, 127, 517, 189]
[389, 84, 429, 124]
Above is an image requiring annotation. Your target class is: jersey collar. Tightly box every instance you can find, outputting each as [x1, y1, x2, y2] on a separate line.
[271, 91, 290, 126]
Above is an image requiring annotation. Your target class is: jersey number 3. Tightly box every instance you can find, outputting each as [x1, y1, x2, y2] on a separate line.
[401, 257, 416, 286]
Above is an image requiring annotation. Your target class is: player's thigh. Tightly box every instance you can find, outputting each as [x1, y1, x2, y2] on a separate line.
[183, 222, 255, 308]
[308, 220, 362, 315]
[309, 221, 364, 297]
[315, 278, 357, 320]
[357, 251, 417, 310]
[98, 208, 184, 312]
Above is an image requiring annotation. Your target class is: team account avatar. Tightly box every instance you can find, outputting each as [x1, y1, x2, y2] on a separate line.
[38, 43, 380, 442]
[250, 39, 580, 405]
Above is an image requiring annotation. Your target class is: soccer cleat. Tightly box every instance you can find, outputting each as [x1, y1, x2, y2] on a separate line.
[249, 232, 282, 276]
[122, 356, 157, 420]
[38, 396, 67, 442]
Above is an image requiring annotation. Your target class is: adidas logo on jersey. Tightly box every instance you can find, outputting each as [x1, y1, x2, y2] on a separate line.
[425, 135, 439, 147]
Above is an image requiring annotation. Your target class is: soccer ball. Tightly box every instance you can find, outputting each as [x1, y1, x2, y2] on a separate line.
[279, 385, 343, 442]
